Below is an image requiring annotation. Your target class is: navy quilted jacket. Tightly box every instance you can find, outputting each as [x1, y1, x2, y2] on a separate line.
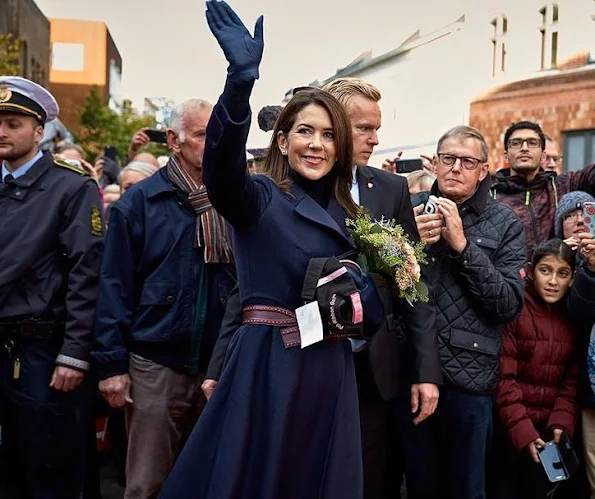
[420, 177, 526, 394]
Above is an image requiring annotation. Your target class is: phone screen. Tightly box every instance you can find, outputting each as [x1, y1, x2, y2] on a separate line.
[103, 146, 118, 161]
[396, 158, 423, 173]
[145, 129, 168, 144]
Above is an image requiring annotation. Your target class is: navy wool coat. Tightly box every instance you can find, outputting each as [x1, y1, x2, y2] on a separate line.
[159, 100, 364, 498]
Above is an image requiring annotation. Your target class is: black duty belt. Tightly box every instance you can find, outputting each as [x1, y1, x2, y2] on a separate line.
[0, 321, 62, 340]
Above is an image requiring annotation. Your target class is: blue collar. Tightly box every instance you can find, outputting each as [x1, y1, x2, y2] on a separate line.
[146, 166, 177, 198]
[2, 151, 43, 182]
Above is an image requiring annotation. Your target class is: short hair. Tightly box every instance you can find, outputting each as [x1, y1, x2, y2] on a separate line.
[103, 184, 120, 195]
[407, 169, 436, 192]
[169, 99, 213, 143]
[436, 125, 489, 162]
[118, 161, 158, 184]
[503, 121, 546, 151]
[55, 142, 85, 157]
[322, 77, 381, 108]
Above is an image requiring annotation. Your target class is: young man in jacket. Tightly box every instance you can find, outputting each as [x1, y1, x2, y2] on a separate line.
[491, 120, 595, 258]
[406, 125, 526, 499]
[93, 99, 236, 499]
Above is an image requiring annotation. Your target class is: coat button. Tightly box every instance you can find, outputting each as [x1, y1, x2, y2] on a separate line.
[473, 342, 478, 348]
[476, 238, 482, 243]
[15, 191, 21, 196]
[463, 260, 469, 265]
[219, 297, 227, 305]
[166, 295, 174, 303]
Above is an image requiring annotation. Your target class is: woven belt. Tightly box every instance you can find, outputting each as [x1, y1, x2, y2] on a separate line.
[242, 305, 301, 348]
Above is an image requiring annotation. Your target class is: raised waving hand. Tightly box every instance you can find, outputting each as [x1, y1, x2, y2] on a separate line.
[206, 1, 264, 83]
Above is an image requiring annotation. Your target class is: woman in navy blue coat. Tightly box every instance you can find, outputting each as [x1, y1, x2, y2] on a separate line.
[159, 2, 364, 499]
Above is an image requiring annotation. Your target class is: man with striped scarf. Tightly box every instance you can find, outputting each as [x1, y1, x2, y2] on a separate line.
[93, 99, 236, 499]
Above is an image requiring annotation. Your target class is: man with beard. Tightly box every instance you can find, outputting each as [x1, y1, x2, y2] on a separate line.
[491, 121, 595, 258]
[0, 76, 103, 498]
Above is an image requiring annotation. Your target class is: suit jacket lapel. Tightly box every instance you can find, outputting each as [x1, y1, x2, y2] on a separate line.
[357, 166, 379, 218]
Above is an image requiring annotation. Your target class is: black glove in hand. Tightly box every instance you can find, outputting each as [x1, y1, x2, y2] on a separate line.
[206, 1, 264, 83]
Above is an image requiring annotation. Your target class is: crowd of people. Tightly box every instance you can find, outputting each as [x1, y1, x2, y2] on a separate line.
[1, 2, 595, 499]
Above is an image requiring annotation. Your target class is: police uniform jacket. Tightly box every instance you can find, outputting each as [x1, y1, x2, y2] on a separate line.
[0, 152, 104, 369]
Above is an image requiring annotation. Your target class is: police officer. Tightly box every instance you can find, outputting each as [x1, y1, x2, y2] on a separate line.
[0, 76, 104, 498]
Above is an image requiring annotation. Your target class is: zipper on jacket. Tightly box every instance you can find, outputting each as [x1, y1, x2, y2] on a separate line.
[525, 190, 539, 248]
[542, 305, 556, 407]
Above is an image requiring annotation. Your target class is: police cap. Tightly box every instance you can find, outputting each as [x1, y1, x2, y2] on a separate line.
[0, 76, 59, 123]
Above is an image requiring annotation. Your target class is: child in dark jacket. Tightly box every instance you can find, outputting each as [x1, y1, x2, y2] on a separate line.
[488, 239, 579, 499]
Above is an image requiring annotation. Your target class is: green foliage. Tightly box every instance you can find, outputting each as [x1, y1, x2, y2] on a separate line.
[346, 209, 429, 304]
[0, 33, 23, 76]
[75, 87, 168, 163]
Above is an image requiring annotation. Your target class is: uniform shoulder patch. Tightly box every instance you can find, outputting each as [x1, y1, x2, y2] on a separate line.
[54, 159, 89, 176]
[91, 205, 103, 237]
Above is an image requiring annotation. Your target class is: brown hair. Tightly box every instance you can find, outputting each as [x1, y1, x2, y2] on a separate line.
[263, 88, 358, 218]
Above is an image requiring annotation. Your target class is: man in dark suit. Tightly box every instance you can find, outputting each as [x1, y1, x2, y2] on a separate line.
[203, 77, 442, 499]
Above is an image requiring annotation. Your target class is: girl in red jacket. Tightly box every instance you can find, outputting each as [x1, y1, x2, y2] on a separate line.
[488, 239, 579, 499]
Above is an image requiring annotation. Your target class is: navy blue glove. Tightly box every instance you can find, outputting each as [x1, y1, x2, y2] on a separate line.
[206, 1, 264, 83]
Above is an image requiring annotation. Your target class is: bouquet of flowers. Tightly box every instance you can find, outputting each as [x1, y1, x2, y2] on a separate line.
[346, 210, 429, 305]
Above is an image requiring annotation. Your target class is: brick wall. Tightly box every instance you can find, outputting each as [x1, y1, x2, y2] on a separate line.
[469, 65, 595, 172]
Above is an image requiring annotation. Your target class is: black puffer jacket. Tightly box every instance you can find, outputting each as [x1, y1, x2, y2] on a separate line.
[420, 177, 526, 394]
[567, 262, 595, 409]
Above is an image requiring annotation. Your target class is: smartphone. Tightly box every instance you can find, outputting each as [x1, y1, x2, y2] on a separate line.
[538, 442, 569, 483]
[424, 195, 439, 215]
[103, 145, 118, 161]
[145, 129, 168, 144]
[396, 158, 423, 173]
[583, 202, 595, 236]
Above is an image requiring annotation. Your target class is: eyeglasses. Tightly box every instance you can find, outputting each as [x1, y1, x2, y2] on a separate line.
[436, 153, 483, 170]
[544, 155, 563, 164]
[563, 210, 584, 223]
[507, 138, 542, 149]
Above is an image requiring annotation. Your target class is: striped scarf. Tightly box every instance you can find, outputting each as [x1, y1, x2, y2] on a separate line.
[166, 155, 233, 264]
